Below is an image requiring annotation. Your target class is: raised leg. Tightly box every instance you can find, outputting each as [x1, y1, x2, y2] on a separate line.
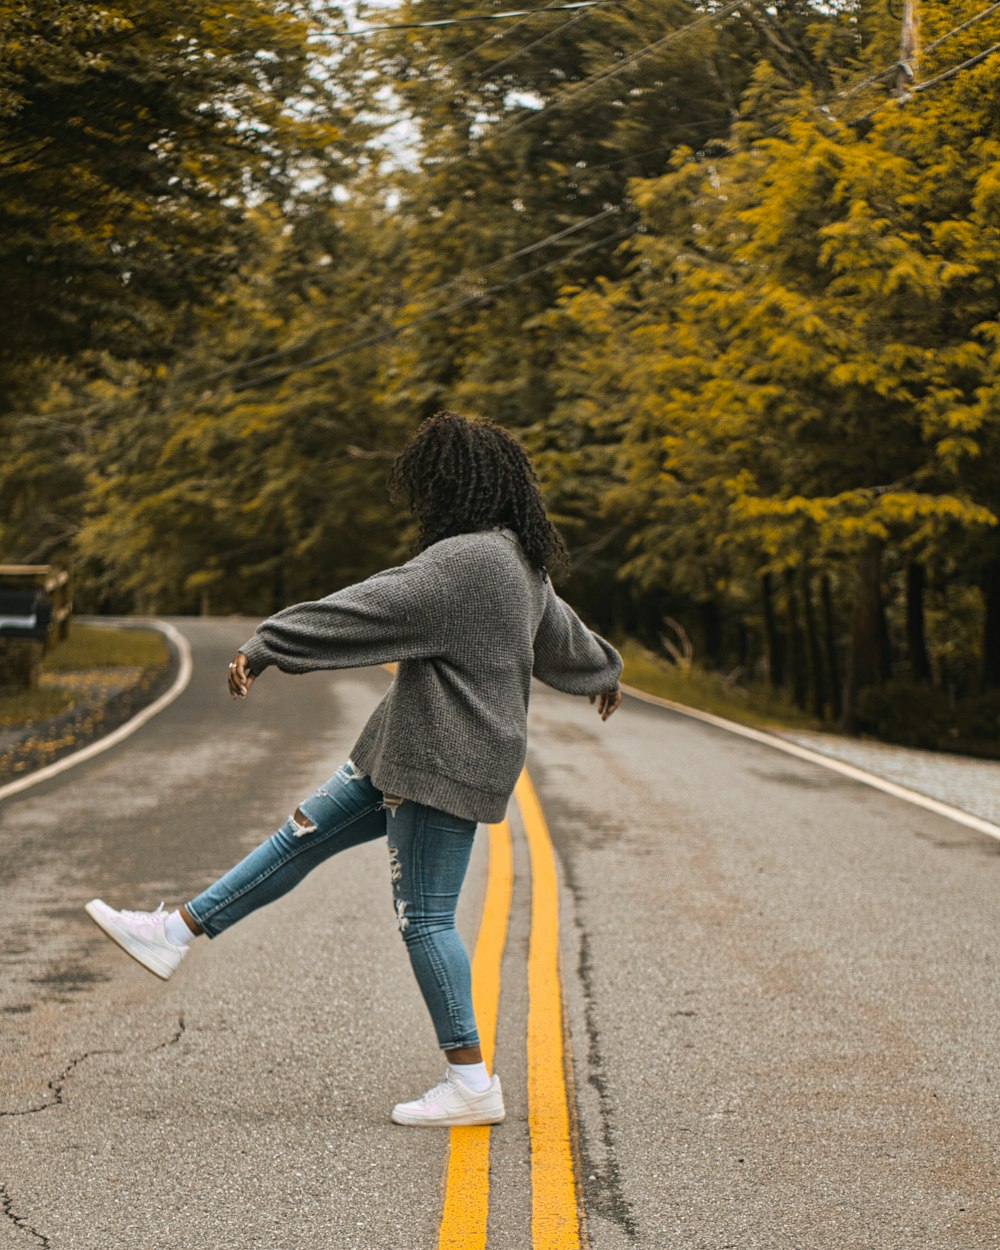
[186, 760, 386, 937]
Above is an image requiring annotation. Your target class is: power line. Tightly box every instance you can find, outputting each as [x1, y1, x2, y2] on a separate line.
[229, 223, 637, 392]
[838, 36, 1000, 128]
[573, 18, 1000, 173]
[27, 222, 636, 421]
[229, 5, 630, 391]
[184, 206, 621, 388]
[484, 0, 753, 141]
[18, 8, 996, 424]
[9, 207, 627, 422]
[350, 0, 754, 169]
[836, 1, 1000, 103]
[308, 2, 612, 37]
[923, 1, 1000, 56]
[478, 0, 603, 77]
[417, 0, 622, 85]
[391, 0, 755, 183]
[912, 39, 1000, 92]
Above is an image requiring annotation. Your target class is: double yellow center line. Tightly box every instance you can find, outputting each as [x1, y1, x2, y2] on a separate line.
[437, 769, 581, 1250]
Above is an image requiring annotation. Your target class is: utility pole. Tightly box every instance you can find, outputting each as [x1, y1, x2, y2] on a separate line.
[896, 0, 920, 97]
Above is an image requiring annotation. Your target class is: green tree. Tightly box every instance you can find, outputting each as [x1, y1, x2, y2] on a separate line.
[0, 0, 367, 572]
[547, 0, 1000, 720]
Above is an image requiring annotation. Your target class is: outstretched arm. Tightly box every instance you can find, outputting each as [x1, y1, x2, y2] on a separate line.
[532, 578, 623, 715]
[227, 556, 447, 698]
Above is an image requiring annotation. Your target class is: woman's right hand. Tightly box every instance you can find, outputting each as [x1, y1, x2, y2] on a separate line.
[228, 652, 255, 700]
[589, 688, 622, 721]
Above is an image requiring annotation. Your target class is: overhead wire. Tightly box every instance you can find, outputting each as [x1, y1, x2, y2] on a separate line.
[16, 5, 999, 424]
[0, 8, 932, 409]
[399, 0, 619, 82]
[483, 0, 752, 141]
[8, 1, 651, 420]
[228, 223, 637, 391]
[911, 39, 1000, 93]
[834, 0, 1000, 104]
[560, 17, 1000, 178]
[161, 8, 631, 402]
[307, 2, 612, 36]
[27, 222, 638, 425]
[424, 0, 999, 151]
[233, 4, 1000, 393]
[182, 206, 622, 388]
[384, 0, 756, 188]
[474, 0, 606, 78]
[922, 0, 1000, 55]
[11, 207, 627, 422]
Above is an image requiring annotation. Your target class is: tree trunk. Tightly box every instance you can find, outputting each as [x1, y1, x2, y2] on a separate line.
[784, 568, 807, 710]
[800, 566, 827, 720]
[905, 560, 932, 684]
[700, 599, 723, 670]
[983, 556, 1000, 691]
[736, 620, 750, 671]
[844, 537, 890, 733]
[761, 572, 785, 691]
[821, 574, 843, 723]
[271, 548, 286, 615]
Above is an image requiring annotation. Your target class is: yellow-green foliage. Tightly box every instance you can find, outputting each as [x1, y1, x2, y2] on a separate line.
[547, 0, 1000, 713]
[3, 0, 1000, 732]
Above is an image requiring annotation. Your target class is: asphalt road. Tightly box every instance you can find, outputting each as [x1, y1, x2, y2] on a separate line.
[1, 617, 998, 1249]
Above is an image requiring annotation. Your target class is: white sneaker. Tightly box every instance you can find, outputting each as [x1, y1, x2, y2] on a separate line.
[391, 1072, 505, 1127]
[85, 900, 188, 981]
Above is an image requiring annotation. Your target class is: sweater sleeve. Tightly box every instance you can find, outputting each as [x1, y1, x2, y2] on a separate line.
[532, 578, 623, 696]
[238, 557, 446, 677]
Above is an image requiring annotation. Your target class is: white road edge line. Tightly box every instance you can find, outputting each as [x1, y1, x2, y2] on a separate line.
[620, 681, 1000, 843]
[0, 620, 193, 803]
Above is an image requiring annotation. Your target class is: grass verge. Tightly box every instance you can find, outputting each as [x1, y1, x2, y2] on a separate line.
[0, 623, 170, 729]
[619, 640, 823, 734]
[43, 623, 169, 671]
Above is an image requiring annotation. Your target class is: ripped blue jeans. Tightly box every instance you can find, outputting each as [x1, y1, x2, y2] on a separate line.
[185, 759, 481, 1050]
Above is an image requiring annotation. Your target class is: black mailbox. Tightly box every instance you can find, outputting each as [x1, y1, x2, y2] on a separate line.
[0, 588, 53, 642]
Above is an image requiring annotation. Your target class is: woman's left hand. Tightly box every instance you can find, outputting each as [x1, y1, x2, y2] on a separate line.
[590, 688, 621, 721]
[228, 652, 255, 700]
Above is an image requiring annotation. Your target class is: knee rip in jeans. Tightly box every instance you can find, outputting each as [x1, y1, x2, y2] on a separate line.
[387, 843, 409, 932]
[289, 807, 317, 837]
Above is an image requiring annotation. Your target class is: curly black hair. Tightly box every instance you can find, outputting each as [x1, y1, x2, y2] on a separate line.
[388, 411, 568, 574]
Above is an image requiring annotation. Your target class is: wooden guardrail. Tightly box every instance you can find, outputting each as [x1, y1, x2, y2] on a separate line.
[0, 565, 72, 690]
[0, 565, 72, 645]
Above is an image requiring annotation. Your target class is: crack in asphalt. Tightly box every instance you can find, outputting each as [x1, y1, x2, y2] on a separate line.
[557, 841, 640, 1241]
[0, 1014, 185, 1118]
[0, 1016, 185, 1249]
[573, 924, 640, 1240]
[0, 1185, 52, 1248]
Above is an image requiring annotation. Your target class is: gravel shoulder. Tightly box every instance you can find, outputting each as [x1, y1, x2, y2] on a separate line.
[774, 728, 1000, 828]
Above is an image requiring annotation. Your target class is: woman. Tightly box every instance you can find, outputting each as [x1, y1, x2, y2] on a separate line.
[86, 411, 622, 1127]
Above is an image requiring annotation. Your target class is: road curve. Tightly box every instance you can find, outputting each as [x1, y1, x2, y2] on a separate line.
[1, 617, 998, 1249]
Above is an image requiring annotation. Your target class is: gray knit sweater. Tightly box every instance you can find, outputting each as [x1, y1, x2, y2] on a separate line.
[239, 527, 622, 822]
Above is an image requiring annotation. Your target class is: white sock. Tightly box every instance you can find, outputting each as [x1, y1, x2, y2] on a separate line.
[448, 1061, 491, 1093]
[164, 909, 196, 947]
